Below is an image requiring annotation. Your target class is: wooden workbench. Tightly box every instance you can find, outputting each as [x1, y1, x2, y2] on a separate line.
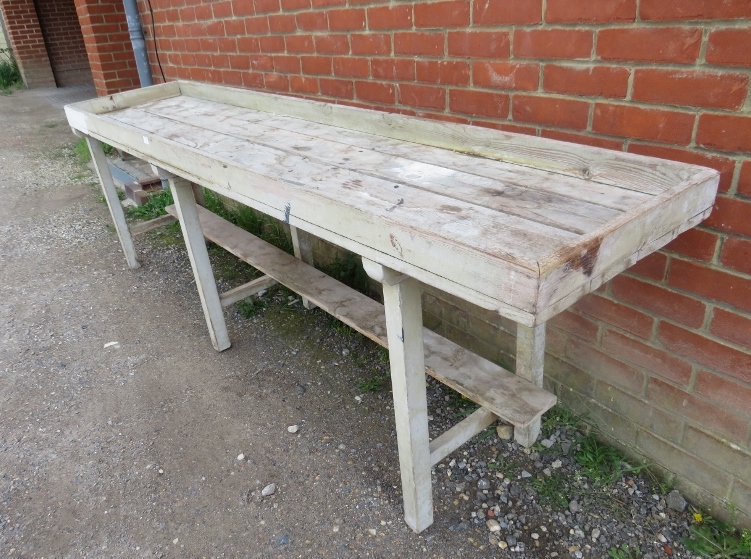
[65, 81, 718, 533]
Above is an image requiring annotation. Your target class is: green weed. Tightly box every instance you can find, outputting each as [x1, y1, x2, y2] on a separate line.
[682, 513, 751, 559]
[126, 189, 173, 220]
[575, 434, 650, 484]
[357, 371, 389, 393]
[236, 296, 267, 318]
[0, 48, 22, 92]
[319, 252, 371, 296]
[529, 472, 569, 509]
[74, 137, 116, 164]
[607, 543, 642, 559]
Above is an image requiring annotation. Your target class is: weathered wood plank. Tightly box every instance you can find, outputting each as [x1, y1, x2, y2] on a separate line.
[130, 214, 177, 236]
[219, 275, 278, 308]
[164, 204, 557, 428]
[86, 136, 140, 270]
[179, 80, 707, 194]
[429, 407, 497, 467]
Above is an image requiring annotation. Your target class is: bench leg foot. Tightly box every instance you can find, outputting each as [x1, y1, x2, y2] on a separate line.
[168, 174, 231, 352]
[514, 322, 546, 447]
[86, 136, 139, 270]
[364, 259, 433, 533]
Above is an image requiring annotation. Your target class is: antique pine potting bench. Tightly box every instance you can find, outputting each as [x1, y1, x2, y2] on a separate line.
[65, 81, 718, 533]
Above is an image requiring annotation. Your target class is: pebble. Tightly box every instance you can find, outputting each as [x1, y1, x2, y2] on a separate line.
[551, 459, 563, 469]
[486, 519, 500, 532]
[521, 470, 532, 478]
[498, 541, 508, 550]
[261, 483, 276, 497]
[237, 453, 245, 461]
[541, 438, 555, 448]
[496, 424, 514, 440]
[568, 500, 580, 513]
[591, 528, 601, 541]
[342, 349, 350, 356]
[666, 489, 687, 512]
[287, 425, 299, 433]
[478, 478, 491, 490]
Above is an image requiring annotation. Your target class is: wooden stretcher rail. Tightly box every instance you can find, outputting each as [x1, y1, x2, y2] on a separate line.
[164, 204, 556, 429]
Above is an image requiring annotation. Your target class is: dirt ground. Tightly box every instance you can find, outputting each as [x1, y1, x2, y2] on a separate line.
[0, 88, 513, 559]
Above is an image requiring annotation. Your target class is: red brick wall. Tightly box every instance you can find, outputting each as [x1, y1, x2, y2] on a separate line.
[74, 0, 139, 95]
[0, 0, 55, 87]
[84, 0, 751, 524]
[35, 0, 91, 86]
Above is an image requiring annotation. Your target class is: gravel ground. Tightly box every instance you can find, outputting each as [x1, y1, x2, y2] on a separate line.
[0, 87, 713, 559]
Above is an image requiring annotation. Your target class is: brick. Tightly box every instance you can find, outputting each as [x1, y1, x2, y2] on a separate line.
[721, 237, 751, 276]
[312, 0, 345, 7]
[273, 55, 300, 74]
[663, 228, 719, 262]
[296, 11, 327, 31]
[250, 54, 273, 72]
[447, 31, 510, 59]
[633, 69, 748, 111]
[602, 329, 693, 386]
[301, 55, 332, 75]
[641, 0, 751, 20]
[649, 376, 749, 441]
[254, 0, 280, 13]
[513, 95, 589, 130]
[290, 75, 319, 95]
[448, 89, 509, 119]
[259, 35, 285, 53]
[371, 59, 415, 81]
[333, 57, 369, 78]
[268, 13, 296, 33]
[710, 307, 751, 348]
[695, 370, 751, 417]
[543, 64, 629, 98]
[546, 0, 636, 23]
[697, 114, 751, 154]
[610, 275, 706, 329]
[637, 430, 734, 499]
[319, 77, 353, 99]
[328, 8, 366, 31]
[597, 27, 702, 63]
[627, 144, 736, 193]
[707, 28, 751, 68]
[739, 161, 751, 198]
[565, 337, 646, 393]
[659, 321, 751, 384]
[398, 83, 445, 110]
[314, 35, 348, 55]
[593, 104, 694, 145]
[394, 32, 444, 57]
[514, 29, 593, 60]
[474, 62, 538, 91]
[415, 0, 469, 28]
[355, 80, 395, 104]
[351, 34, 390, 55]
[573, 293, 654, 338]
[704, 196, 751, 237]
[593, 382, 683, 442]
[366, 5, 412, 30]
[264, 72, 289, 91]
[416, 61, 469, 86]
[669, 258, 751, 314]
[473, 0, 542, 25]
[281, 0, 310, 9]
[548, 309, 599, 343]
[540, 130, 623, 151]
[285, 35, 314, 53]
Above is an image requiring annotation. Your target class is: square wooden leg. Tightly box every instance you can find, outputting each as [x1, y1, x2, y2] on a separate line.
[514, 322, 546, 447]
[290, 226, 317, 310]
[86, 136, 139, 270]
[363, 259, 433, 533]
[167, 172, 231, 352]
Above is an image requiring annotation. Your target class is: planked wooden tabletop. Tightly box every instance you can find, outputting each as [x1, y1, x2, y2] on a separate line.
[65, 81, 719, 326]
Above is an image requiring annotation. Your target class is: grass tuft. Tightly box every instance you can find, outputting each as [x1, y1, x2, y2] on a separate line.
[0, 48, 22, 93]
